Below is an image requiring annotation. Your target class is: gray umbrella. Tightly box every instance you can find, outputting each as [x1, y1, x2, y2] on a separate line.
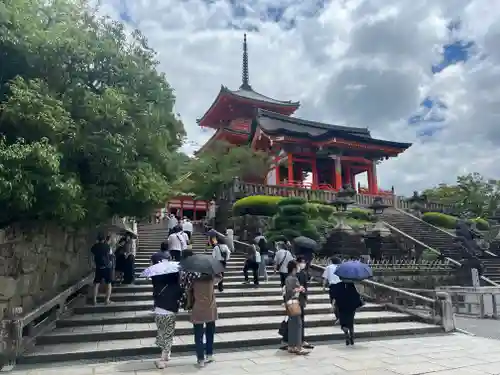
[293, 236, 318, 251]
[179, 254, 225, 275]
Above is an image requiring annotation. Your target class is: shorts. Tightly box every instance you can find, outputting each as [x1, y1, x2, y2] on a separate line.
[94, 267, 112, 284]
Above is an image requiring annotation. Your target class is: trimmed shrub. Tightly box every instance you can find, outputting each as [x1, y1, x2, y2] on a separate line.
[233, 195, 282, 217]
[347, 208, 375, 222]
[305, 203, 320, 219]
[468, 218, 490, 231]
[281, 204, 307, 216]
[273, 214, 308, 229]
[277, 197, 306, 206]
[317, 204, 334, 220]
[422, 212, 457, 229]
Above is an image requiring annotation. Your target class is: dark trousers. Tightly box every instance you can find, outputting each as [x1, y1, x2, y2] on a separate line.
[300, 305, 306, 342]
[193, 321, 216, 361]
[243, 260, 259, 285]
[279, 272, 287, 287]
[122, 255, 135, 284]
[185, 231, 192, 240]
[170, 250, 181, 261]
[218, 260, 226, 292]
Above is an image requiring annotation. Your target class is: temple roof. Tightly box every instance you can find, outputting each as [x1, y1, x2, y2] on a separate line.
[221, 85, 300, 107]
[255, 109, 412, 150]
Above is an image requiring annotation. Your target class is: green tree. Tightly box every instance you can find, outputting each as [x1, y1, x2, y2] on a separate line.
[423, 173, 500, 218]
[0, 0, 185, 226]
[181, 141, 270, 200]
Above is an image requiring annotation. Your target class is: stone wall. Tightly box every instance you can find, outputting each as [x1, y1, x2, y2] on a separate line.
[373, 272, 459, 289]
[0, 223, 95, 321]
[231, 215, 272, 242]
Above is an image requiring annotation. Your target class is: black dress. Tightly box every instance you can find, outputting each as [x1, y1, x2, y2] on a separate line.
[335, 282, 363, 330]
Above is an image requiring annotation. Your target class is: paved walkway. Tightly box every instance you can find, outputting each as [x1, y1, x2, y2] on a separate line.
[456, 316, 500, 340]
[11, 333, 500, 375]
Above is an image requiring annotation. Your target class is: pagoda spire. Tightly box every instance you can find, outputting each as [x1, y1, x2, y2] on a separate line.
[240, 33, 252, 90]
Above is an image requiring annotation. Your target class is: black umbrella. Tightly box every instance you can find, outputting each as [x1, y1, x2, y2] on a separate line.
[293, 236, 318, 251]
[180, 254, 225, 275]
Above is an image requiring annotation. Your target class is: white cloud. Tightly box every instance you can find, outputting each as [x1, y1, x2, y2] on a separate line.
[94, 0, 500, 195]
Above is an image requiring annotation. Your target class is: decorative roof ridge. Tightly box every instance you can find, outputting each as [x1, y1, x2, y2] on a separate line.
[222, 86, 300, 106]
[257, 108, 371, 136]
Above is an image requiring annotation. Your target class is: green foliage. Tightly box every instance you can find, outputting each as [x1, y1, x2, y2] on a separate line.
[232, 195, 282, 217]
[468, 218, 490, 231]
[422, 212, 457, 229]
[182, 141, 270, 200]
[277, 197, 307, 206]
[0, 0, 185, 226]
[280, 204, 306, 216]
[423, 173, 500, 218]
[317, 205, 334, 220]
[347, 208, 375, 222]
[305, 203, 320, 218]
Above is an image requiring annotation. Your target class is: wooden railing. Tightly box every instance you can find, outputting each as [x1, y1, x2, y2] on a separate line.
[219, 178, 448, 211]
[0, 274, 92, 369]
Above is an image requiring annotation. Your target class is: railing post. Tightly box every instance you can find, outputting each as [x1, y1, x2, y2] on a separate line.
[225, 228, 234, 253]
[435, 291, 455, 332]
[0, 306, 23, 371]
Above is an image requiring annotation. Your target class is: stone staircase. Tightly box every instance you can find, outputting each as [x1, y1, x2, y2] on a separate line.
[18, 222, 444, 364]
[480, 258, 500, 284]
[381, 209, 464, 260]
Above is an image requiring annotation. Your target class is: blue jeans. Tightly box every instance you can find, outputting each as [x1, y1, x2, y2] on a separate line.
[193, 321, 216, 361]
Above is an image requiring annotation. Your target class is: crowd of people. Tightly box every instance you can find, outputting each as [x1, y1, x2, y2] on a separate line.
[90, 220, 364, 368]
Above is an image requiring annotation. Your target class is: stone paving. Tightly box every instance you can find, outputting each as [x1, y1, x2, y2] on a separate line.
[11, 333, 500, 375]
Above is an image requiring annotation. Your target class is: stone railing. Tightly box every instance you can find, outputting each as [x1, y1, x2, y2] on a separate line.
[213, 229, 455, 332]
[219, 178, 448, 211]
[0, 274, 92, 370]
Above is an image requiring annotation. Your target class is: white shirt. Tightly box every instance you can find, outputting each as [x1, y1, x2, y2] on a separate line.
[323, 264, 341, 285]
[274, 249, 294, 274]
[167, 232, 186, 251]
[182, 220, 193, 232]
[167, 216, 178, 230]
[181, 231, 189, 247]
[254, 248, 262, 263]
[212, 244, 231, 261]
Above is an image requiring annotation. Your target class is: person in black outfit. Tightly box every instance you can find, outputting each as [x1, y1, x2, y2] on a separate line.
[335, 281, 363, 345]
[296, 256, 314, 349]
[91, 232, 113, 305]
[243, 246, 259, 285]
[151, 271, 183, 368]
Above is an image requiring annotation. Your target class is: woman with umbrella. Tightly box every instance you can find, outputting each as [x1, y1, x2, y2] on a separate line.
[334, 260, 372, 345]
[140, 259, 182, 368]
[180, 253, 224, 367]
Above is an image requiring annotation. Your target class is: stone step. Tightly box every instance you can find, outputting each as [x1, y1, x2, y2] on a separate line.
[59, 303, 386, 326]
[113, 280, 284, 292]
[94, 287, 326, 302]
[74, 294, 332, 313]
[19, 322, 442, 364]
[39, 311, 415, 345]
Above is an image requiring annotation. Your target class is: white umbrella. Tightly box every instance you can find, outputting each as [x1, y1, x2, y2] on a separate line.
[139, 261, 180, 278]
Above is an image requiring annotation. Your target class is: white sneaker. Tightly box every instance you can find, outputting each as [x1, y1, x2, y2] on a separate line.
[206, 355, 214, 363]
[196, 360, 205, 368]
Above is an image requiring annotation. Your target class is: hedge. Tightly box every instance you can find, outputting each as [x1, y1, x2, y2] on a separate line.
[280, 204, 307, 216]
[347, 208, 374, 222]
[233, 195, 282, 217]
[422, 212, 457, 229]
[277, 197, 306, 206]
[468, 218, 490, 231]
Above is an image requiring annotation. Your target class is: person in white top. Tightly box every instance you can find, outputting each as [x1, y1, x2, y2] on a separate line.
[273, 242, 295, 287]
[167, 226, 186, 261]
[167, 214, 178, 233]
[322, 256, 342, 321]
[210, 235, 230, 292]
[182, 218, 194, 240]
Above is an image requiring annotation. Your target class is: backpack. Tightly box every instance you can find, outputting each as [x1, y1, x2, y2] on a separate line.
[215, 244, 229, 260]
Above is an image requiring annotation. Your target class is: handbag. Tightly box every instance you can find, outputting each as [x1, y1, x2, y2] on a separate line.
[278, 319, 288, 341]
[285, 299, 302, 317]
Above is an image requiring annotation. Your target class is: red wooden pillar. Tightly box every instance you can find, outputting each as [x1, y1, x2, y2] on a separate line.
[311, 158, 318, 188]
[193, 200, 197, 221]
[334, 158, 342, 190]
[344, 163, 352, 185]
[287, 153, 294, 185]
[367, 162, 378, 194]
[180, 199, 184, 218]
